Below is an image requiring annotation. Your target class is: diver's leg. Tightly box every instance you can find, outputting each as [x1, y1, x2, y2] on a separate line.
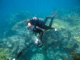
[35, 28, 43, 40]
[44, 11, 57, 27]
[41, 25, 53, 30]
[49, 17, 54, 27]
[44, 17, 49, 24]
[48, 11, 57, 27]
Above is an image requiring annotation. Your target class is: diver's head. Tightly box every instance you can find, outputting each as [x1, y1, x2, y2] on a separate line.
[27, 22, 31, 27]
[27, 19, 31, 27]
[32, 17, 38, 20]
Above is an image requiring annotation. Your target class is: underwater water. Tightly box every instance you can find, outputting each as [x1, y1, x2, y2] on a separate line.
[0, 0, 80, 60]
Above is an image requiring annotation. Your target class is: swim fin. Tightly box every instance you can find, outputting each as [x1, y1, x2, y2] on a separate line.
[47, 10, 57, 18]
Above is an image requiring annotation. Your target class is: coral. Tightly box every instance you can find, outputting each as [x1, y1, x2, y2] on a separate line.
[74, 36, 80, 42]
[70, 25, 80, 42]
[0, 48, 11, 60]
[46, 47, 73, 60]
[31, 53, 44, 60]
[9, 11, 30, 24]
[5, 11, 31, 35]
[67, 12, 80, 26]
[11, 20, 27, 31]
[42, 29, 78, 60]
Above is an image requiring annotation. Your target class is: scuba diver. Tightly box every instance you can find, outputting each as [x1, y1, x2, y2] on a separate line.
[27, 10, 57, 41]
[16, 11, 57, 59]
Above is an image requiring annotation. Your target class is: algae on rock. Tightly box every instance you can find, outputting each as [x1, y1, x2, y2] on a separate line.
[0, 48, 11, 60]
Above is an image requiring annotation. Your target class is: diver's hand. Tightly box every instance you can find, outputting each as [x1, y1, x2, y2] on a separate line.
[53, 28, 58, 32]
[54, 28, 57, 31]
[12, 58, 16, 60]
[34, 38, 43, 47]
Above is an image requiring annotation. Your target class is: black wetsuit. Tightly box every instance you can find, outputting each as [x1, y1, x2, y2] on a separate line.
[29, 18, 53, 30]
